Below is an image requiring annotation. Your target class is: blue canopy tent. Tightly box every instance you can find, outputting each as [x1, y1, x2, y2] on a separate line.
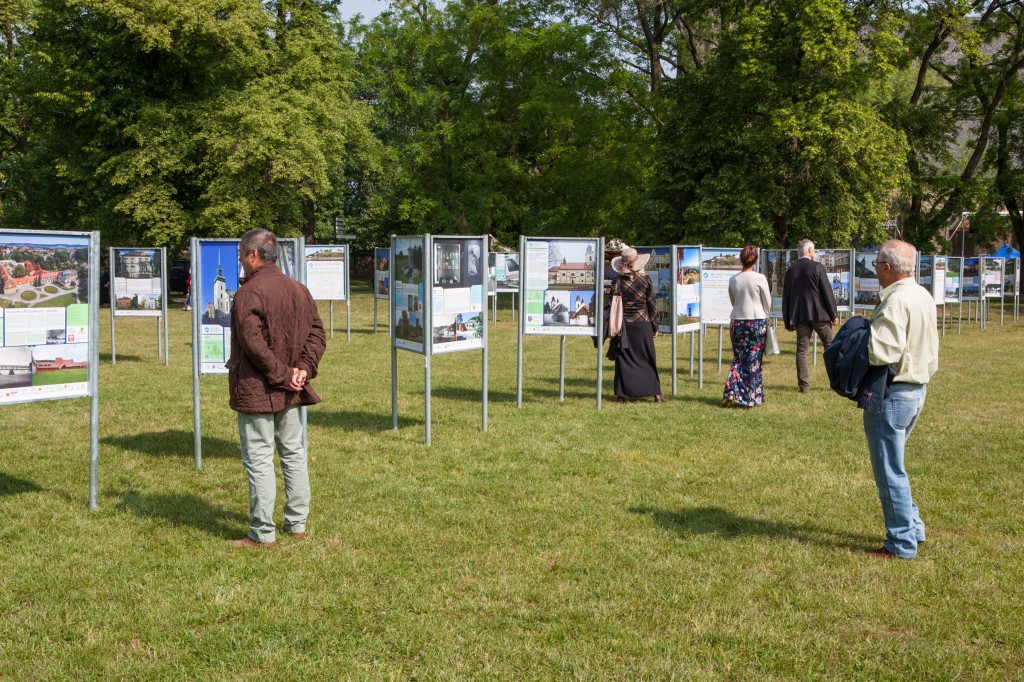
[989, 242, 1020, 259]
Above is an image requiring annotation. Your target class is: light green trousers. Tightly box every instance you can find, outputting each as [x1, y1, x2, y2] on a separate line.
[237, 406, 309, 543]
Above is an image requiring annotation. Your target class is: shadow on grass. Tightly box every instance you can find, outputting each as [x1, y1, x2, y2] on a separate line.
[663, 393, 725, 408]
[0, 473, 42, 497]
[100, 353, 143, 363]
[308, 409, 421, 432]
[629, 505, 877, 551]
[102, 429, 238, 459]
[411, 386, 519, 403]
[112, 490, 246, 539]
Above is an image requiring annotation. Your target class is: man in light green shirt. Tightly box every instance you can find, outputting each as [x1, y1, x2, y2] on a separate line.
[864, 240, 939, 559]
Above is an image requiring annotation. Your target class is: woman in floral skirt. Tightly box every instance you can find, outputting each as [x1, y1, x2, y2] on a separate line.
[723, 245, 771, 407]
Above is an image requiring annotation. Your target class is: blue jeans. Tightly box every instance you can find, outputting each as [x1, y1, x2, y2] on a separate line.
[863, 383, 927, 558]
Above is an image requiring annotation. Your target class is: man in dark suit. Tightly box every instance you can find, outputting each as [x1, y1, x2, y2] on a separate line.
[782, 239, 838, 393]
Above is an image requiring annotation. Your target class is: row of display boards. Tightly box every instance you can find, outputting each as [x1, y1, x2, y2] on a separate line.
[3, 227, 1020, 503]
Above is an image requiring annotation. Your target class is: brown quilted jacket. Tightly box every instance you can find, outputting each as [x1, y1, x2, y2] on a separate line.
[227, 263, 327, 414]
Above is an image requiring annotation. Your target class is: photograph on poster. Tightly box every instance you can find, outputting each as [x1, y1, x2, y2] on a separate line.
[277, 241, 297, 279]
[543, 290, 571, 326]
[112, 248, 162, 315]
[30, 343, 88, 386]
[541, 240, 597, 290]
[487, 253, 497, 295]
[945, 257, 962, 301]
[305, 245, 347, 301]
[675, 246, 701, 329]
[854, 253, 880, 307]
[496, 253, 519, 291]
[374, 248, 390, 299]
[393, 238, 425, 351]
[434, 242, 462, 285]
[962, 258, 980, 299]
[1005, 259, 1019, 297]
[919, 255, 933, 288]
[0, 346, 33, 389]
[699, 248, 742, 324]
[0, 234, 88, 308]
[636, 247, 672, 330]
[983, 258, 1003, 297]
[818, 250, 852, 310]
[200, 244, 240, 327]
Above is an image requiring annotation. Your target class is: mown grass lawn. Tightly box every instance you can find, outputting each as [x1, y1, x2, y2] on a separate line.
[1, 285, 1021, 680]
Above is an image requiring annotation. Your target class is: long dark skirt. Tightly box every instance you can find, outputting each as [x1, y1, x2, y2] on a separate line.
[723, 319, 766, 407]
[614, 321, 662, 398]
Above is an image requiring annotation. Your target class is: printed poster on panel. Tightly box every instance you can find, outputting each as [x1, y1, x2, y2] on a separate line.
[945, 257, 962, 302]
[760, 249, 796, 316]
[495, 252, 519, 292]
[198, 242, 241, 374]
[675, 246, 701, 332]
[432, 236, 485, 354]
[962, 258, 981, 300]
[817, 249, 853, 312]
[699, 248, 742, 325]
[0, 231, 91, 405]
[983, 257, 1003, 298]
[374, 247, 390, 300]
[487, 252, 497, 296]
[112, 248, 162, 317]
[854, 252, 880, 308]
[305, 245, 347, 301]
[392, 237, 425, 353]
[636, 246, 672, 332]
[930, 256, 947, 304]
[1005, 258, 1019, 298]
[918, 255, 934, 295]
[523, 238, 598, 336]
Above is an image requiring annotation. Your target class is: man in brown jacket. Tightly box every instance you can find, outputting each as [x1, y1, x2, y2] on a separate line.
[227, 229, 327, 548]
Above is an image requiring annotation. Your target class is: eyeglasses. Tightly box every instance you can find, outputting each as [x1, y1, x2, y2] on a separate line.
[872, 259, 890, 269]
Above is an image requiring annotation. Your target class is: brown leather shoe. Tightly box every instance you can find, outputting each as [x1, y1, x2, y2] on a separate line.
[227, 536, 276, 549]
[288, 531, 306, 539]
[654, 394, 664, 403]
[867, 546, 897, 559]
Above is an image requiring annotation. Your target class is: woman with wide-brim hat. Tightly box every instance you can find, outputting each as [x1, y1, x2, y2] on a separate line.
[609, 247, 663, 403]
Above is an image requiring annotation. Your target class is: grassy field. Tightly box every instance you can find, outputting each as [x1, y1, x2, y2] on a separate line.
[31, 367, 89, 386]
[1, 285, 1022, 680]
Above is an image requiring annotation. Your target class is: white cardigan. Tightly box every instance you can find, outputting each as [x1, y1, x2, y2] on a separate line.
[728, 270, 771, 320]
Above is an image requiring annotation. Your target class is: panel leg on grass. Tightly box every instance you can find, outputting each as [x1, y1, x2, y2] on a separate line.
[374, 298, 378, 333]
[110, 308, 116, 365]
[717, 325, 724, 374]
[347, 300, 351, 343]
[329, 301, 334, 340]
[391, 347, 398, 430]
[425, 353, 432, 447]
[671, 328, 677, 396]
[559, 335, 566, 402]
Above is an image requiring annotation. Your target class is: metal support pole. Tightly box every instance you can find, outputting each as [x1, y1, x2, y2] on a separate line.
[596, 238, 604, 411]
[941, 304, 946, 338]
[671, 326, 678, 396]
[156, 317, 162, 360]
[329, 301, 334, 339]
[717, 325, 723, 374]
[958, 301, 962, 335]
[516, 238, 525, 408]
[698, 326, 704, 389]
[347, 299, 351, 343]
[559, 335, 566, 402]
[424, 354, 432, 446]
[689, 331, 695, 377]
[374, 297, 378, 333]
[391, 347, 398, 430]
[89, 233, 101, 510]
[191, 243, 203, 471]
[163, 249, 170, 366]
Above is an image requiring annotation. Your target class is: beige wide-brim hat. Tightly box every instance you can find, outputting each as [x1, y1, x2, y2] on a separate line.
[611, 247, 651, 273]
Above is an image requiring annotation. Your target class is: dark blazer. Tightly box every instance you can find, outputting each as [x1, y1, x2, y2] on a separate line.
[781, 257, 838, 330]
[823, 316, 893, 413]
[227, 263, 327, 414]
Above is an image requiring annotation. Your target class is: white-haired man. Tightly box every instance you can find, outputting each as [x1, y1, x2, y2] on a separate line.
[782, 239, 838, 392]
[864, 239, 939, 559]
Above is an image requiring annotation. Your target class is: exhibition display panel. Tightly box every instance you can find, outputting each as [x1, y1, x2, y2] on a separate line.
[516, 236, 604, 408]
[304, 244, 351, 341]
[1, 228, 100, 508]
[391, 234, 489, 445]
[109, 247, 168, 365]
